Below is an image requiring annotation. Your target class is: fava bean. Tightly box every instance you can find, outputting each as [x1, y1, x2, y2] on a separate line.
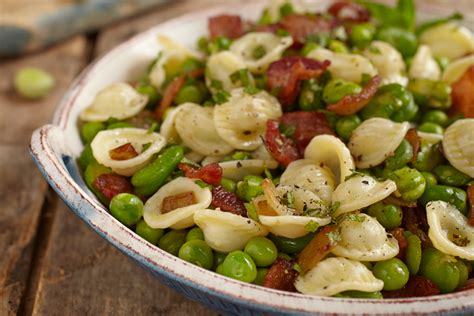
[350, 23, 376, 48]
[418, 122, 443, 134]
[78, 143, 96, 170]
[174, 84, 204, 105]
[269, 233, 314, 254]
[385, 139, 413, 171]
[253, 268, 269, 285]
[419, 184, 467, 215]
[237, 175, 264, 202]
[367, 202, 403, 230]
[179, 240, 214, 269]
[376, 26, 418, 57]
[222, 251, 257, 283]
[158, 230, 187, 256]
[456, 261, 469, 289]
[244, 237, 278, 267]
[421, 110, 449, 127]
[433, 165, 471, 187]
[135, 219, 164, 244]
[373, 258, 410, 291]
[131, 145, 184, 196]
[411, 142, 444, 172]
[109, 193, 144, 226]
[216, 263, 224, 275]
[220, 178, 237, 193]
[419, 248, 460, 293]
[408, 79, 452, 109]
[421, 171, 437, 187]
[388, 167, 426, 202]
[404, 232, 422, 275]
[335, 115, 361, 141]
[186, 227, 205, 241]
[323, 79, 362, 104]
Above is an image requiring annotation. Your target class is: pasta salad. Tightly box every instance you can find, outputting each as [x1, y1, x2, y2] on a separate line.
[77, 0, 474, 299]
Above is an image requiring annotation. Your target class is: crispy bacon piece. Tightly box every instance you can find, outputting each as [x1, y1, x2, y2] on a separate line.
[327, 75, 381, 116]
[280, 14, 333, 45]
[211, 186, 247, 217]
[264, 119, 300, 166]
[467, 186, 474, 226]
[155, 69, 204, 120]
[327, 1, 370, 23]
[280, 111, 335, 154]
[297, 225, 337, 273]
[109, 143, 139, 161]
[403, 206, 432, 249]
[450, 65, 474, 118]
[178, 163, 223, 186]
[93, 174, 133, 201]
[162, 191, 197, 213]
[263, 257, 299, 292]
[208, 15, 244, 40]
[383, 276, 440, 298]
[390, 228, 408, 260]
[266, 56, 330, 107]
[405, 128, 421, 162]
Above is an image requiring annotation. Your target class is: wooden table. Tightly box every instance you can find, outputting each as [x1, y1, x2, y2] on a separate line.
[0, 1, 472, 315]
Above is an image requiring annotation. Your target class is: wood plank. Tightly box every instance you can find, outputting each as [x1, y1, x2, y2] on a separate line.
[30, 202, 215, 315]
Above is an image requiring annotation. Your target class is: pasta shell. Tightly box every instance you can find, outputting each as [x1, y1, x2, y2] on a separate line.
[218, 159, 278, 181]
[214, 89, 282, 150]
[91, 128, 165, 176]
[159, 105, 185, 143]
[332, 214, 399, 261]
[307, 47, 377, 83]
[194, 209, 267, 252]
[304, 135, 355, 184]
[427, 201, 474, 260]
[251, 145, 275, 161]
[442, 119, 474, 177]
[363, 41, 408, 86]
[442, 54, 474, 85]
[259, 215, 331, 239]
[409, 45, 441, 81]
[295, 257, 384, 297]
[230, 32, 293, 73]
[419, 22, 474, 60]
[205, 51, 248, 93]
[149, 36, 201, 91]
[174, 103, 234, 156]
[80, 83, 148, 122]
[349, 118, 411, 169]
[280, 159, 336, 204]
[332, 175, 397, 217]
[143, 177, 212, 229]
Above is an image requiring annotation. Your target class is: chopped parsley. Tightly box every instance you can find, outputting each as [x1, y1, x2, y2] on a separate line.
[326, 230, 342, 246]
[212, 90, 231, 104]
[304, 220, 320, 233]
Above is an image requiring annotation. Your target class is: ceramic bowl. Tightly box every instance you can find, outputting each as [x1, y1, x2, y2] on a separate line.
[30, 1, 474, 314]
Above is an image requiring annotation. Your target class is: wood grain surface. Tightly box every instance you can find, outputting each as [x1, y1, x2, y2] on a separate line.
[0, 1, 472, 315]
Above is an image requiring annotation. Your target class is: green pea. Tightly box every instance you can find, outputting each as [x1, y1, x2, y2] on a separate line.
[418, 122, 444, 134]
[158, 230, 187, 256]
[178, 240, 214, 270]
[323, 79, 362, 104]
[136, 83, 160, 108]
[419, 248, 460, 293]
[328, 40, 348, 53]
[220, 178, 237, 193]
[373, 258, 410, 291]
[209, 36, 232, 54]
[407, 79, 452, 109]
[350, 23, 376, 48]
[301, 42, 319, 56]
[367, 202, 403, 230]
[197, 37, 209, 54]
[81, 122, 105, 143]
[109, 193, 144, 226]
[391, 96, 419, 123]
[385, 139, 413, 171]
[375, 26, 418, 58]
[186, 227, 205, 241]
[174, 84, 204, 105]
[215, 263, 224, 275]
[421, 171, 438, 187]
[456, 261, 469, 289]
[411, 142, 444, 172]
[335, 115, 361, 141]
[84, 161, 112, 204]
[388, 167, 426, 202]
[421, 110, 449, 127]
[299, 79, 324, 111]
[78, 143, 96, 171]
[244, 237, 278, 267]
[107, 122, 134, 129]
[222, 251, 257, 283]
[253, 268, 269, 285]
[14, 67, 55, 99]
[232, 151, 252, 161]
[214, 252, 227, 269]
[135, 220, 164, 244]
[132, 145, 184, 196]
[339, 291, 383, 299]
[419, 184, 467, 215]
[433, 165, 471, 187]
[182, 58, 204, 73]
[238, 175, 264, 202]
[404, 232, 422, 275]
[269, 233, 314, 255]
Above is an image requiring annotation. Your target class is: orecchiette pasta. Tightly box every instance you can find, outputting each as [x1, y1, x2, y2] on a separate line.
[349, 118, 411, 169]
[332, 175, 397, 217]
[307, 47, 377, 83]
[419, 22, 474, 60]
[230, 32, 293, 73]
[205, 51, 248, 93]
[214, 89, 282, 150]
[332, 213, 399, 261]
[149, 36, 201, 91]
[80, 83, 148, 122]
[409, 45, 441, 81]
[426, 201, 474, 260]
[442, 119, 474, 177]
[295, 257, 384, 296]
[174, 103, 234, 156]
[91, 128, 165, 176]
[280, 159, 336, 204]
[194, 209, 267, 252]
[159, 105, 185, 143]
[442, 54, 474, 85]
[143, 177, 212, 229]
[304, 135, 355, 184]
[363, 41, 408, 86]
[259, 215, 331, 239]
